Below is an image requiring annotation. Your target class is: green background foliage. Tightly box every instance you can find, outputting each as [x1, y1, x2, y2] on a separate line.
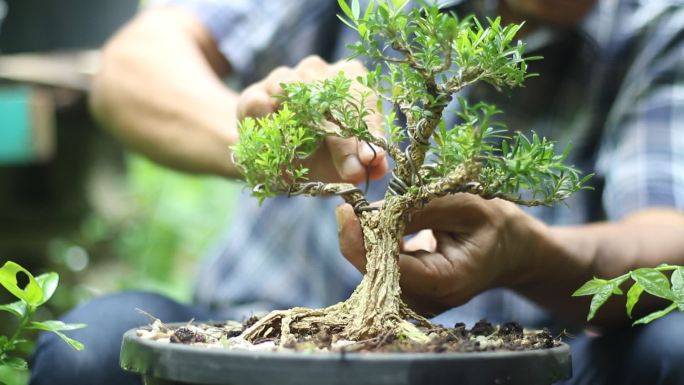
[44, 154, 240, 303]
[1, 154, 239, 384]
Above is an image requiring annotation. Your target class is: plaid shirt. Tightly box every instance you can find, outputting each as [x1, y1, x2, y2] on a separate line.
[151, 0, 684, 325]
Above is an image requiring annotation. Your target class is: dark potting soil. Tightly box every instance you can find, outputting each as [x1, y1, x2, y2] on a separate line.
[160, 317, 560, 353]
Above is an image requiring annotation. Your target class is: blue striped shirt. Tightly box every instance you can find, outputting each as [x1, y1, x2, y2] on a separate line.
[151, 0, 684, 326]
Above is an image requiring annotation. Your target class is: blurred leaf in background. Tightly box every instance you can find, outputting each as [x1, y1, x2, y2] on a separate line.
[47, 153, 240, 305]
[0, 365, 29, 385]
[115, 154, 239, 300]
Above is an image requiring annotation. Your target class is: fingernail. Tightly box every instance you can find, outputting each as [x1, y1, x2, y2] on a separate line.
[360, 143, 382, 160]
[341, 156, 363, 180]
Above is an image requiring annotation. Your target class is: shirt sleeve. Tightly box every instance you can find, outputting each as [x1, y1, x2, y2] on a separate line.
[596, 6, 684, 220]
[147, 0, 334, 84]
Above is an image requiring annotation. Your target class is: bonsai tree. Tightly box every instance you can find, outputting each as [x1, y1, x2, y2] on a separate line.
[232, 0, 590, 346]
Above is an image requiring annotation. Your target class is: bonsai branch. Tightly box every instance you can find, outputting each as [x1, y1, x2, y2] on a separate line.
[416, 164, 471, 201]
[265, 182, 374, 213]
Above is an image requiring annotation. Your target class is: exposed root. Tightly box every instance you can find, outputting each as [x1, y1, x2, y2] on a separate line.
[399, 303, 432, 328]
[241, 303, 347, 345]
[237, 298, 433, 349]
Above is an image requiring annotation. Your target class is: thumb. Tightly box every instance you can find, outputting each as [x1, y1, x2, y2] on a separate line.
[336, 204, 367, 273]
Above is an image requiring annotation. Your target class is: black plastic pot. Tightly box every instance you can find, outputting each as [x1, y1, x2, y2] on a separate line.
[120, 328, 572, 385]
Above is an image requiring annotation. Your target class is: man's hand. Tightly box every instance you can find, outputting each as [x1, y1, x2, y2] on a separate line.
[336, 194, 548, 315]
[237, 55, 388, 184]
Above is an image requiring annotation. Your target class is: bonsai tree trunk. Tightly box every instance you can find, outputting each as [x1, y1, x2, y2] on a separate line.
[239, 195, 430, 344]
[342, 196, 422, 340]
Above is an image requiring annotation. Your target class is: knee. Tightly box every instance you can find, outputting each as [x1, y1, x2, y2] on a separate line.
[568, 312, 684, 385]
[629, 311, 684, 383]
[30, 291, 206, 385]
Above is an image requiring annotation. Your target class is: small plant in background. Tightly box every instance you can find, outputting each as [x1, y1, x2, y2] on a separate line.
[0, 261, 85, 385]
[574, 264, 684, 325]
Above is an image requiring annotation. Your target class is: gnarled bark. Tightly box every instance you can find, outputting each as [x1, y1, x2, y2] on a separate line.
[239, 196, 430, 346]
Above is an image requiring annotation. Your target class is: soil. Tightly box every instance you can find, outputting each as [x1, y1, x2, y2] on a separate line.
[136, 317, 560, 354]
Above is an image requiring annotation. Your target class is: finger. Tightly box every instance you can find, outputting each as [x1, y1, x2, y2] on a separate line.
[336, 203, 367, 273]
[302, 142, 337, 182]
[331, 58, 367, 77]
[402, 229, 437, 253]
[295, 55, 331, 81]
[434, 230, 489, 299]
[326, 135, 365, 183]
[365, 110, 385, 137]
[400, 293, 445, 318]
[357, 141, 386, 166]
[264, 66, 301, 97]
[237, 85, 278, 119]
[397, 250, 454, 299]
[338, 59, 385, 144]
[357, 141, 389, 181]
[348, 62, 387, 180]
[397, 248, 475, 308]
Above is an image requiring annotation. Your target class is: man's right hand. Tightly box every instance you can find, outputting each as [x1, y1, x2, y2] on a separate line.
[236, 55, 388, 184]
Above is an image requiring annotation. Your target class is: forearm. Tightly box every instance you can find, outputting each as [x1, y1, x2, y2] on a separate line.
[516, 208, 684, 328]
[90, 7, 241, 178]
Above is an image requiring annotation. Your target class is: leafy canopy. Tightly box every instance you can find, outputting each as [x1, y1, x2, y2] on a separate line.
[234, 0, 589, 208]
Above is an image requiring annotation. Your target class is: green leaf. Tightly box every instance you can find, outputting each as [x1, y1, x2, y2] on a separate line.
[0, 301, 26, 318]
[633, 303, 678, 326]
[29, 320, 86, 332]
[573, 278, 609, 296]
[351, 0, 360, 19]
[337, 0, 353, 20]
[389, 0, 408, 10]
[0, 261, 43, 307]
[358, 23, 368, 39]
[671, 266, 684, 312]
[363, 0, 375, 21]
[336, 14, 358, 31]
[631, 268, 675, 301]
[0, 357, 27, 371]
[586, 284, 615, 321]
[34, 272, 59, 306]
[28, 321, 86, 351]
[610, 275, 629, 295]
[0, 363, 29, 385]
[625, 282, 644, 318]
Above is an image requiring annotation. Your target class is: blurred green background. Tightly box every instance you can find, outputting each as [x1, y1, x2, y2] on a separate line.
[49, 154, 240, 304]
[0, 0, 245, 308]
[0, 3, 241, 382]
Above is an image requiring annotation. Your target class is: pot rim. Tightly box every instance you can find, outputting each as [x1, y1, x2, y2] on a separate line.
[121, 325, 573, 385]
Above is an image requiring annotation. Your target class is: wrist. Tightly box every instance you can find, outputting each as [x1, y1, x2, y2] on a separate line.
[511, 222, 598, 293]
[500, 208, 552, 289]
